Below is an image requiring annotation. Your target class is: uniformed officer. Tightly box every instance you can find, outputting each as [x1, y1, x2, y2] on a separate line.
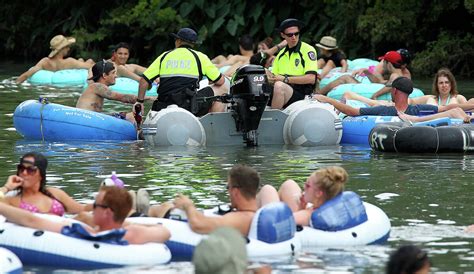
[267, 18, 318, 109]
[136, 28, 228, 116]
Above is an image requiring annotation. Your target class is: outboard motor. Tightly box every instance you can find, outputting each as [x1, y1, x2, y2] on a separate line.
[229, 65, 270, 146]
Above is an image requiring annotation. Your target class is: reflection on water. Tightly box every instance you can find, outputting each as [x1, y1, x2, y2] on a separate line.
[0, 72, 474, 272]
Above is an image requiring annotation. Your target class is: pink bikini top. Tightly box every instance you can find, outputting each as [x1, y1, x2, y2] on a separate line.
[19, 197, 65, 216]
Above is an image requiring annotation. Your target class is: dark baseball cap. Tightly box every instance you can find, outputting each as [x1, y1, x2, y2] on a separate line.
[386, 76, 413, 95]
[278, 18, 304, 32]
[170, 28, 201, 44]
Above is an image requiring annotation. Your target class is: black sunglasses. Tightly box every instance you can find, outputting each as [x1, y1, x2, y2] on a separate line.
[17, 164, 38, 175]
[93, 202, 109, 210]
[284, 32, 300, 37]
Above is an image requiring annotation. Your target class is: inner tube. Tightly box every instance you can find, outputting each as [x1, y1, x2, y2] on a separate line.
[369, 122, 474, 153]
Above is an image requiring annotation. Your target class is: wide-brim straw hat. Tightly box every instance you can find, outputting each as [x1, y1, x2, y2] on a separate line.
[49, 35, 76, 58]
[316, 36, 338, 50]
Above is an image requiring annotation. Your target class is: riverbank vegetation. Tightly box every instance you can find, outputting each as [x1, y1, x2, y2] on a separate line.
[1, 0, 473, 77]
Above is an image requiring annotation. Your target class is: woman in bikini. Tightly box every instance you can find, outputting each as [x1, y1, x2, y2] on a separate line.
[257, 166, 347, 226]
[342, 68, 467, 108]
[0, 152, 91, 216]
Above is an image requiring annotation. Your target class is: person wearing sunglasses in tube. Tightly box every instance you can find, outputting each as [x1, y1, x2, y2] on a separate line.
[0, 152, 92, 216]
[0, 185, 170, 244]
[265, 18, 318, 109]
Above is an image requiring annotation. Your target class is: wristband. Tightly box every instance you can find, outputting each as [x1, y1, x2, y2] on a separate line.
[283, 75, 289, 84]
[137, 99, 145, 103]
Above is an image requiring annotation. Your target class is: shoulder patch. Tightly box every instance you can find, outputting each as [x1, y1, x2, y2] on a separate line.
[308, 51, 317, 61]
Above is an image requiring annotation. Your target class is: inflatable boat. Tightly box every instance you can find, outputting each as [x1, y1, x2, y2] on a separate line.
[296, 192, 390, 247]
[128, 202, 301, 261]
[327, 83, 425, 101]
[370, 119, 471, 153]
[342, 115, 402, 145]
[28, 69, 156, 95]
[142, 65, 343, 147]
[13, 99, 137, 141]
[319, 58, 379, 89]
[28, 69, 88, 87]
[0, 247, 22, 274]
[83, 77, 158, 96]
[0, 216, 171, 269]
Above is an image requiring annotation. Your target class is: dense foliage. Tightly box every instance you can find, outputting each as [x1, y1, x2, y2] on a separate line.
[1, 0, 473, 77]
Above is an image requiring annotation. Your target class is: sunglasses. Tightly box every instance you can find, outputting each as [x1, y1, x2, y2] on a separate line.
[284, 32, 300, 38]
[17, 164, 38, 175]
[93, 202, 109, 210]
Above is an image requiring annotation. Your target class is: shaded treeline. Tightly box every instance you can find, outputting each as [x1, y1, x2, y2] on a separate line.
[1, 0, 473, 77]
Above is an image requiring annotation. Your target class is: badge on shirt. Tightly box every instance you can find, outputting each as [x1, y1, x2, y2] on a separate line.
[295, 59, 300, 67]
[308, 51, 316, 61]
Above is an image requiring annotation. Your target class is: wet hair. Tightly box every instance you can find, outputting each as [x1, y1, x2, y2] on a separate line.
[432, 68, 458, 97]
[89, 60, 115, 82]
[250, 52, 268, 66]
[100, 186, 132, 223]
[114, 42, 130, 52]
[312, 166, 347, 200]
[386, 245, 430, 274]
[19, 152, 67, 211]
[228, 164, 260, 200]
[239, 34, 254, 51]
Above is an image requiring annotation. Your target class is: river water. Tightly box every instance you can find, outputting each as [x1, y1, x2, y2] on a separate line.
[1, 64, 474, 273]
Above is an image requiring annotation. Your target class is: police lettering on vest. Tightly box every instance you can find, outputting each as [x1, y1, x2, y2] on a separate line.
[142, 46, 222, 112]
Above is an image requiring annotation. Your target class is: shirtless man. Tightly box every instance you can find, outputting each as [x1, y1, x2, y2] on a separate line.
[148, 164, 260, 236]
[212, 35, 255, 77]
[108, 42, 147, 81]
[77, 60, 152, 123]
[16, 35, 94, 84]
[0, 186, 170, 245]
[317, 50, 405, 98]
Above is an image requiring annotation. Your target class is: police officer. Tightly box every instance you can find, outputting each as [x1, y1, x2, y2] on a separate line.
[136, 28, 228, 116]
[267, 18, 318, 109]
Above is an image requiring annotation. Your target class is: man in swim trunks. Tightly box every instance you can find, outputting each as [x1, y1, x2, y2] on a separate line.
[0, 186, 170, 244]
[16, 35, 94, 84]
[77, 60, 153, 124]
[149, 164, 260, 236]
[212, 34, 255, 77]
[108, 42, 147, 81]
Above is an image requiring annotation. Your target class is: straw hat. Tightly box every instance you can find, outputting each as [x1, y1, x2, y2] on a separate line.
[316, 36, 338, 50]
[48, 35, 76, 58]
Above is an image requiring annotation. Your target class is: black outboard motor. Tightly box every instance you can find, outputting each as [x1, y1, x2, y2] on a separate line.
[230, 65, 270, 146]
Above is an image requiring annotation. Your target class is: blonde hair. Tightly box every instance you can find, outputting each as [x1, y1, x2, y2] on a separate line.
[311, 166, 348, 200]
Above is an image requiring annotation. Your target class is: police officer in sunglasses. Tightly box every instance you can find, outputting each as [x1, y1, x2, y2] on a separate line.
[266, 18, 318, 109]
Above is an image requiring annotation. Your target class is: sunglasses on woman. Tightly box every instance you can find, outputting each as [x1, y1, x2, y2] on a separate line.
[17, 164, 38, 175]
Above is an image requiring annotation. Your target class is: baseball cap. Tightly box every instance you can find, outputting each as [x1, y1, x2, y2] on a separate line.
[170, 28, 200, 44]
[193, 227, 247, 274]
[378, 51, 403, 67]
[386, 76, 413, 95]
